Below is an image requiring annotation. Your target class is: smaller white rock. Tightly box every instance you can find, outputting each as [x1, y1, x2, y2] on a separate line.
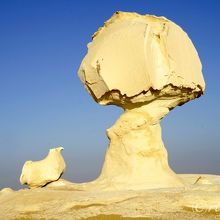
[20, 147, 66, 188]
[0, 188, 13, 193]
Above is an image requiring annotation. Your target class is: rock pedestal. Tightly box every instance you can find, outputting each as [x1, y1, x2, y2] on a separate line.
[77, 11, 205, 190]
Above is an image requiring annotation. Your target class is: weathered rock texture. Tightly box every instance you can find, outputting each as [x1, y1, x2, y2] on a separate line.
[78, 11, 205, 190]
[1, 174, 220, 220]
[20, 147, 65, 188]
[78, 11, 205, 106]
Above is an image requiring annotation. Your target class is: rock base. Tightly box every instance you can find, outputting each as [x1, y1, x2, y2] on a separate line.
[1, 174, 220, 220]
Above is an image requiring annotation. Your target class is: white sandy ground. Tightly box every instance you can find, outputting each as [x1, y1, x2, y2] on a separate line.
[0, 174, 220, 220]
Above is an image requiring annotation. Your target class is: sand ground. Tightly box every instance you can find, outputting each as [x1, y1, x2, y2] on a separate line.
[0, 174, 220, 220]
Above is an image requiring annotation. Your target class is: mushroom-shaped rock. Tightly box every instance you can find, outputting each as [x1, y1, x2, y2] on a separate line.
[79, 11, 205, 106]
[20, 147, 66, 188]
[78, 12, 205, 190]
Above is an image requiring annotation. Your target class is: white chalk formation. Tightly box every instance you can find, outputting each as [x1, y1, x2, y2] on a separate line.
[0, 188, 14, 193]
[20, 147, 66, 188]
[18, 11, 205, 191]
[79, 12, 205, 105]
[2, 11, 220, 220]
[77, 11, 205, 190]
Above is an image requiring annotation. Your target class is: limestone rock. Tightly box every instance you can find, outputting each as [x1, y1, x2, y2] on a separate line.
[77, 11, 205, 190]
[0, 187, 13, 193]
[45, 178, 77, 189]
[194, 176, 214, 185]
[20, 147, 66, 188]
[78, 11, 205, 106]
[1, 175, 220, 220]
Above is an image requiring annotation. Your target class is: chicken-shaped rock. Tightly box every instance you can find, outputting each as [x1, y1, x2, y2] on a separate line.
[20, 147, 66, 188]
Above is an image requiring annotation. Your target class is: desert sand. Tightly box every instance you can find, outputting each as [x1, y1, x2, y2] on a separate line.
[1, 174, 220, 219]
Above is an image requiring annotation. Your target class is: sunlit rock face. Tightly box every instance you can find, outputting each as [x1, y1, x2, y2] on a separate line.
[77, 11, 205, 190]
[78, 11, 205, 107]
[20, 147, 66, 188]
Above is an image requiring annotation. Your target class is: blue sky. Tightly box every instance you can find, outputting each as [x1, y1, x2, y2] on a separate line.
[0, 0, 219, 189]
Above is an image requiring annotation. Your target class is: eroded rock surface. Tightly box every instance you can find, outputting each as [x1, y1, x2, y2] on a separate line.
[79, 11, 205, 106]
[1, 175, 220, 220]
[20, 147, 66, 188]
[77, 11, 205, 190]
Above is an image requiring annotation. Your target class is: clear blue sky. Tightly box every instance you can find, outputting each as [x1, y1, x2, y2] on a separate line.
[0, 0, 219, 189]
